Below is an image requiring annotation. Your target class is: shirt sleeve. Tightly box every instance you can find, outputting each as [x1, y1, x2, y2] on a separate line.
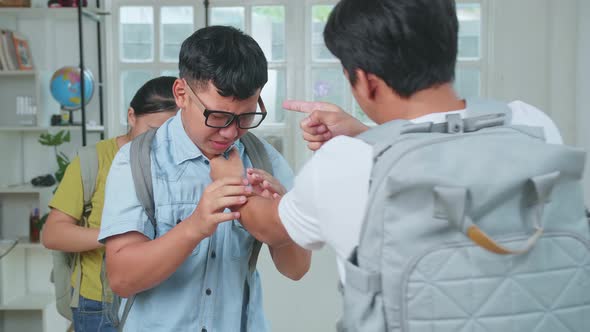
[278, 157, 323, 250]
[278, 136, 373, 259]
[49, 156, 84, 220]
[509, 100, 564, 144]
[98, 144, 154, 243]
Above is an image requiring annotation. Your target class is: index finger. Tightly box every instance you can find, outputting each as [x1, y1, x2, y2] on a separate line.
[246, 168, 272, 178]
[282, 100, 337, 114]
[206, 177, 248, 193]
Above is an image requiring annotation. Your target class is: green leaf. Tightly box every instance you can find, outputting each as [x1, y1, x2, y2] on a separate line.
[57, 152, 70, 166]
[55, 168, 65, 183]
[38, 130, 71, 185]
[54, 130, 64, 144]
[38, 132, 52, 146]
[38, 130, 71, 146]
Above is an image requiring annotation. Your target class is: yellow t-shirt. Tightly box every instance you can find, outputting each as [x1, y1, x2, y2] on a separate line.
[49, 137, 119, 302]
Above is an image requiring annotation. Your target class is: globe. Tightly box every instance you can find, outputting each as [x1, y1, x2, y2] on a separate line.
[49, 66, 95, 111]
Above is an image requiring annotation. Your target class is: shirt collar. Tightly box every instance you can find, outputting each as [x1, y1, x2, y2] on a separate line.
[169, 109, 246, 165]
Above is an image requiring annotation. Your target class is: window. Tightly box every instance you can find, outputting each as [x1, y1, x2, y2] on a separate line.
[308, 4, 371, 126]
[455, 1, 484, 98]
[109, 1, 487, 169]
[119, 6, 154, 62]
[210, 3, 289, 158]
[308, 2, 485, 124]
[161, 7, 195, 62]
[112, 2, 201, 128]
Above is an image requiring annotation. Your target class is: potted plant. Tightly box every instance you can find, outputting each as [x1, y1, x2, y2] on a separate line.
[35, 130, 71, 233]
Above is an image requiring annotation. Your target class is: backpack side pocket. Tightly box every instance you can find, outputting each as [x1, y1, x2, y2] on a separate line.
[338, 259, 386, 332]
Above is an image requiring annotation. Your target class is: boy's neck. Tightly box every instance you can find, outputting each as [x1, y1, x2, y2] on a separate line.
[379, 83, 465, 123]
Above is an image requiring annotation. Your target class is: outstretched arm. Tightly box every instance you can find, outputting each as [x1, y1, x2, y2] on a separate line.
[211, 150, 311, 280]
[210, 148, 292, 247]
[236, 195, 291, 247]
[236, 195, 310, 280]
[283, 100, 369, 151]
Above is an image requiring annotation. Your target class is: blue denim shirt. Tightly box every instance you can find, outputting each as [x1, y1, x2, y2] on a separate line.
[99, 111, 294, 332]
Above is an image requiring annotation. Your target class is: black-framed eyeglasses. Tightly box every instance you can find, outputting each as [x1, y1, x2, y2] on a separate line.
[184, 79, 267, 129]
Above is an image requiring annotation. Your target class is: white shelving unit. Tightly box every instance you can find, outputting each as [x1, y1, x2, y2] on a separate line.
[0, 70, 40, 127]
[0, 70, 35, 76]
[0, 125, 105, 133]
[0, 7, 108, 19]
[0, 4, 106, 331]
[0, 185, 68, 332]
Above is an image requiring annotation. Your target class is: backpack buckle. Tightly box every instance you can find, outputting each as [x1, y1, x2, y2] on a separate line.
[445, 114, 463, 133]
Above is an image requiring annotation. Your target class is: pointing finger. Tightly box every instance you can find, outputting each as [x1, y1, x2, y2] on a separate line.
[283, 100, 341, 114]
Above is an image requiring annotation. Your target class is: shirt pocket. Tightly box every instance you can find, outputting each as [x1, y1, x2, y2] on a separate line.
[230, 220, 254, 260]
[156, 203, 201, 256]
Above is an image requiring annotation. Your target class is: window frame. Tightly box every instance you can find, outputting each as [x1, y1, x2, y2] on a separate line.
[107, 0, 204, 134]
[456, 0, 488, 97]
[105, 0, 489, 170]
[209, 0, 298, 165]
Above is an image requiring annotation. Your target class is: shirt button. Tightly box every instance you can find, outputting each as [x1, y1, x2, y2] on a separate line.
[206, 288, 212, 295]
[204, 160, 210, 165]
[201, 328, 207, 332]
[211, 251, 216, 258]
[176, 218, 181, 224]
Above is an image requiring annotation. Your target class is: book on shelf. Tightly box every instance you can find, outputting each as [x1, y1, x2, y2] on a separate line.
[0, 29, 33, 71]
[0, 30, 15, 70]
[12, 32, 33, 70]
[0, 36, 7, 70]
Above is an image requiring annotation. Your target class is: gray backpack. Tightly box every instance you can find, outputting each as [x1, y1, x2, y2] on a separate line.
[102, 130, 274, 330]
[338, 99, 589, 332]
[51, 145, 100, 322]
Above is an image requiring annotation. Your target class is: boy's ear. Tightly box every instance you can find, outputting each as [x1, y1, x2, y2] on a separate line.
[354, 69, 390, 102]
[351, 68, 380, 101]
[173, 78, 189, 108]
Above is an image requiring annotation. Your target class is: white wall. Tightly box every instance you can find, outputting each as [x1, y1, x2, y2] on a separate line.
[488, 0, 588, 204]
[487, 0, 578, 144]
[576, 0, 590, 206]
[258, 248, 341, 332]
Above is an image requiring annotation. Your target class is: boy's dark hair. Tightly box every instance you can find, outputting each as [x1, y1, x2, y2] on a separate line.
[130, 76, 178, 115]
[324, 0, 458, 98]
[179, 26, 268, 100]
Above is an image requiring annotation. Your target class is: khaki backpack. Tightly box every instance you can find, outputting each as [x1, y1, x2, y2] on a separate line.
[50, 145, 100, 322]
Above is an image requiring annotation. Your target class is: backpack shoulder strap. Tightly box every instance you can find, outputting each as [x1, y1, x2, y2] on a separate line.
[117, 129, 157, 331]
[129, 128, 158, 237]
[240, 132, 273, 273]
[70, 144, 99, 309]
[241, 132, 273, 175]
[78, 145, 99, 221]
[356, 119, 409, 161]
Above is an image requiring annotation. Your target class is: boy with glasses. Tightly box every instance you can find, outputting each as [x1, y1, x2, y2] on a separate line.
[98, 26, 310, 332]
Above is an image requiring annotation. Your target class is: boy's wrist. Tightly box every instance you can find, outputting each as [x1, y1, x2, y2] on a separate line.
[182, 217, 207, 244]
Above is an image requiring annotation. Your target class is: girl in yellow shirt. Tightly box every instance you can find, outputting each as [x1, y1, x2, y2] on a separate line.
[41, 76, 179, 332]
